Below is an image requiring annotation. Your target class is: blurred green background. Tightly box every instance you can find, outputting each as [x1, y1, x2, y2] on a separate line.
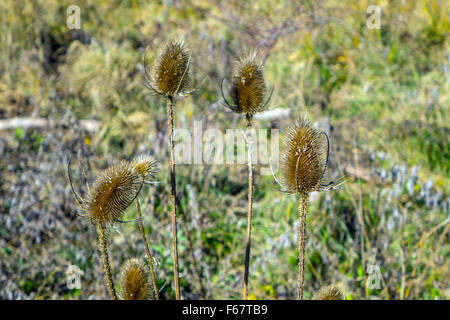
[0, 0, 448, 300]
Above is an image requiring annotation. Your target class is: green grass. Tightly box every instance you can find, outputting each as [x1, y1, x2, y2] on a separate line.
[0, 0, 448, 300]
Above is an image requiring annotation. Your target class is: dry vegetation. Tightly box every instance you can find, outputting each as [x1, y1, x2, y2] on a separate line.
[0, 0, 448, 299]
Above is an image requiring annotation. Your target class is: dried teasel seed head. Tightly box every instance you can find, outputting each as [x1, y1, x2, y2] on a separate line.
[120, 258, 152, 300]
[226, 52, 271, 120]
[82, 161, 142, 226]
[130, 155, 157, 181]
[312, 285, 344, 300]
[145, 40, 192, 97]
[280, 117, 328, 194]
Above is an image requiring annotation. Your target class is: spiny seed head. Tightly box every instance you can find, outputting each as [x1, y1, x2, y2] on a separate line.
[280, 117, 328, 194]
[146, 40, 192, 97]
[312, 285, 344, 300]
[229, 52, 268, 118]
[130, 155, 157, 181]
[120, 258, 151, 300]
[82, 161, 142, 226]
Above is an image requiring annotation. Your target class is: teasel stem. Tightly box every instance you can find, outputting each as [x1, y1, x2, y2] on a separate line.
[297, 193, 308, 300]
[136, 199, 159, 299]
[166, 95, 180, 300]
[242, 116, 254, 300]
[97, 225, 117, 300]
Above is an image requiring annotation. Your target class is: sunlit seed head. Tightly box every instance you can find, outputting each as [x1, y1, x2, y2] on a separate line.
[280, 117, 328, 194]
[147, 40, 192, 96]
[82, 161, 142, 226]
[312, 285, 344, 300]
[120, 258, 151, 300]
[130, 155, 157, 181]
[229, 52, 268, 117]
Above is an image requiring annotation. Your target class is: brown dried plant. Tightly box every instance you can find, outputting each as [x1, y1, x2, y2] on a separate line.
[81, 161, 143, 227]
[312, 285, 344, 300]
[221, 51, 273, 124]
[143, 39, 199, 299]
[130, 155, 157, 181]
[274, 116, 345, 299]
[221, 51, 273, 299]
[130, 155, 160, 299]
[143, 40, 194, 98]
[68, 157, 144, 300]
[120, 258, 152, 300]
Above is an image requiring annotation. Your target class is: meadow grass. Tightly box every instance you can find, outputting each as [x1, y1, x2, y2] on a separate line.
[0, 0, 448, 299]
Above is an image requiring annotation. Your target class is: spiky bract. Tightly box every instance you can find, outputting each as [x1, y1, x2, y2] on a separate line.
[228, 52, 268, 118]
[130, 155, 157, 181]
[312, 285, 344, 300]
[145, 40, 192, 97]
[280, 117, 328, 194]
[82, 161, 142, 226]
[120, 258, 152, 300]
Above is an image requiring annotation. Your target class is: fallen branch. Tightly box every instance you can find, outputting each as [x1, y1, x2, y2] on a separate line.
[0, 117, 100, 132]
[253, 108, 292, 121]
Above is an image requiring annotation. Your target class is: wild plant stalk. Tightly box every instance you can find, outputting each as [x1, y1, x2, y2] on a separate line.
[243, 117, 254, 300]
[97, 225, 117, 300]
[167, 95, 180, 300]
[68, 158, 144, 300]
[143, 40, 195, 300]
[297, 193, 308, 300]
[275, 116, 345, 300]
[135, 199, 159, 299]
[221, 52, 272, 299]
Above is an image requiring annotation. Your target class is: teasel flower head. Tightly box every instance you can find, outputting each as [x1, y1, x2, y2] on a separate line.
[144, 40, 194, 97]
[221, 51, 273, 123]
[130, 155, 157, 181]
[120, 258, 152, 300]
[312, 285, 344, 300]
[81, 161, 143, 227]
[278, 116, 346, 194]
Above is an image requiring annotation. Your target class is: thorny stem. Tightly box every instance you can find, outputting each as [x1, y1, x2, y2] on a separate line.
[242, 116, 254, 300]
[167, 95, 180, 300]
[297, 193, 308, 300]
[136, 199, 159, 299]
[97, 225, 117, 300]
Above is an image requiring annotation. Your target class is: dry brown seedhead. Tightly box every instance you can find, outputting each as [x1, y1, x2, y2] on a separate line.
[222, 52, 273, 122]
[275, 116, 345, 299]
[130, 155, 157, 181]
[280, 117, 329, 194]
[81, 161, 143, 226]
[120, 258, 152, 300]
[144, 40, 193, 97]
[278, 116, 346, 195]
[312, 285, 344, 300]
